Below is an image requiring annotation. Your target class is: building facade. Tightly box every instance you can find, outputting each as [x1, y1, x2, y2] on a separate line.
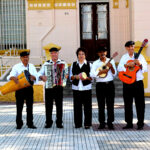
[0, 0, 150, 96]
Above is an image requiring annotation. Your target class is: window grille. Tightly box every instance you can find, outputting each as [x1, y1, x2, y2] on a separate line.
[0, 0, 26, 50]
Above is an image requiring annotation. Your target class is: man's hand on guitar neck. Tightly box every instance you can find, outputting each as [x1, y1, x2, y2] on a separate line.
[134, 59, 143, 69]
[106, 62, 112, 68]
[134, 59, 141, 65]
[106, 62, 115, 74]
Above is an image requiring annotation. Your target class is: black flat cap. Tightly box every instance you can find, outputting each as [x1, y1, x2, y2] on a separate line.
[20, 51, 30, 57]
[125, 41, 135, 47]
[97, 46, 108, 53]
[49, 47, 59, 52]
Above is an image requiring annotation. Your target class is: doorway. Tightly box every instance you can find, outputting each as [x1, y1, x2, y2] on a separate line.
[80, 3, 110, 61]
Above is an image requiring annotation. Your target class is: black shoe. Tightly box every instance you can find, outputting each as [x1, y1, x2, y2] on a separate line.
[57, 124, 63, 128]
[98, 124, 105, 129]
[45, 123, 52, 128]
[107, 123, 114, 130]
[75, 125, 82, 128]
[137, 125, 144, 130]
[16, 125, 23, 130]
[44, 124, 52, 128]
[28, 125, 37, 129]
[84, 126, 90, 129]
[122, 124, 133, 129]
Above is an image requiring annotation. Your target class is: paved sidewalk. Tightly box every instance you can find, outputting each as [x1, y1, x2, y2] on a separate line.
[0, 97, 150, 150]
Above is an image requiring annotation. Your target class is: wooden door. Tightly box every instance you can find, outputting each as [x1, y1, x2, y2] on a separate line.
[80, 3, 110, 61]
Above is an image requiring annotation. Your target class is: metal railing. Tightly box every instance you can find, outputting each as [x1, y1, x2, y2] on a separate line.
[0, 55, 43, 80]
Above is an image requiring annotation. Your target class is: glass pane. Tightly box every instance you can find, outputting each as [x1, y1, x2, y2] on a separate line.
[97, 4, 107, 11]
[83, 33, 92, 39]
[97, 4, 107, 39]
[81, 5, 92, 40]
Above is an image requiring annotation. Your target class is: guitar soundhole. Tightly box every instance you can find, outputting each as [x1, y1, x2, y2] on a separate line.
[103, 66, 106, 70]
[128, 67, 134, 71]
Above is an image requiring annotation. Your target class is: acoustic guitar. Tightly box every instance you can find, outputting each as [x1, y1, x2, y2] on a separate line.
[118, 39, 148, 84]
[96, 52, 118, 78]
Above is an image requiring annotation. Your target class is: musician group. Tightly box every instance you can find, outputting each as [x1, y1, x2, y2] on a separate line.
[6, 41, 148, 130]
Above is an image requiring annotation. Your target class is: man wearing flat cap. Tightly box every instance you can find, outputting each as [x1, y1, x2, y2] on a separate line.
[38, 45, 68, 128]
[118, 41, 147, 130]
[90, 46, 117, 130]
[7, 51, 38, 129]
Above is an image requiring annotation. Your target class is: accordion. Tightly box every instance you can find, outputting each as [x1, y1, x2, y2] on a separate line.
[44, 63, 67, 89]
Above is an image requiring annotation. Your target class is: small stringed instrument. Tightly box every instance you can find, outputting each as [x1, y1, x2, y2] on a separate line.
[96, 52, 118, 78]
[118, 39, 148, 84]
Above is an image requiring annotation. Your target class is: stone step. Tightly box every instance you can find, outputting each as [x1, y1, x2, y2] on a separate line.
[63, 77, 123, 97]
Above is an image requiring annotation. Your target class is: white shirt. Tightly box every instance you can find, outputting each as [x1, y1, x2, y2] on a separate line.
[117, 53, 148, 81]
[7, 62, 38, 84]
[70, 60, 92, 91]
[38, 59, 68, 77]
[90, 58, 117, 82]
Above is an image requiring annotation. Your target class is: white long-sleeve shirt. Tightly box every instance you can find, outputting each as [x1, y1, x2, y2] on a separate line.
[117, 53, 148, 81]
[70, 60, 92, 91]
[90, 58, 117, 82]
[7, 62, 38, 84]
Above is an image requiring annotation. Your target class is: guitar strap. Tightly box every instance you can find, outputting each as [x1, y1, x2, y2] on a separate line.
[27, 64, 29, 72]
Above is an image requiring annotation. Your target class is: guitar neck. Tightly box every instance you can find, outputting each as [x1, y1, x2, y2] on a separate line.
[135, 47, 143, 59]
[106, 57, 113, 66]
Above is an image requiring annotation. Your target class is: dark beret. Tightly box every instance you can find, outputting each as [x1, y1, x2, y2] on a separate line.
[125, 41, 135, 47]
[49, 47, 59, 52]
[97, 46, 108, 53]
[20, 51, 30, 57]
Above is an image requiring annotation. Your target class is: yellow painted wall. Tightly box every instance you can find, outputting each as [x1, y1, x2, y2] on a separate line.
[0, 85, 44, 102]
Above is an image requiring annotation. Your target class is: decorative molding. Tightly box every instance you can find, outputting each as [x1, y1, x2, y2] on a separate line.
[0, 49, 30, 56]
[55, 0, 76, 9]
[112, 0, 129, 9]
[27, 0, 76, 10]
[79, 0, 109, 2]
[28, 0, 54, 10]
[126, 0, 129, 8]
[113, 0, 119, 8]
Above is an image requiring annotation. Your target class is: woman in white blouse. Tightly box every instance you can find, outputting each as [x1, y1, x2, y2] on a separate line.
[70, 47, 92, 129]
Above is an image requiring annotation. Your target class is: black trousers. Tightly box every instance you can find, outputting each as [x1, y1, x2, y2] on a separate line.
[96, 81, 115, 124]
[15, 86, 34, 126]
[73, 90, 92, 127]
[123, 80, 145, 126]
[45, 86, 63, 126]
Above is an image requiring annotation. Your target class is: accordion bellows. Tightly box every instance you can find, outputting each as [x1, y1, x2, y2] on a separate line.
[44, 63, 67, 88]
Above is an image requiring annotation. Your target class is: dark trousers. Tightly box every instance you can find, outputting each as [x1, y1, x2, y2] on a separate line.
[96, 81, 115, 124]
[73, 90, 92, 127]
[123, 80, 145, 126]
[45, 86, 63, 126]
[15, 86, 34, 126]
